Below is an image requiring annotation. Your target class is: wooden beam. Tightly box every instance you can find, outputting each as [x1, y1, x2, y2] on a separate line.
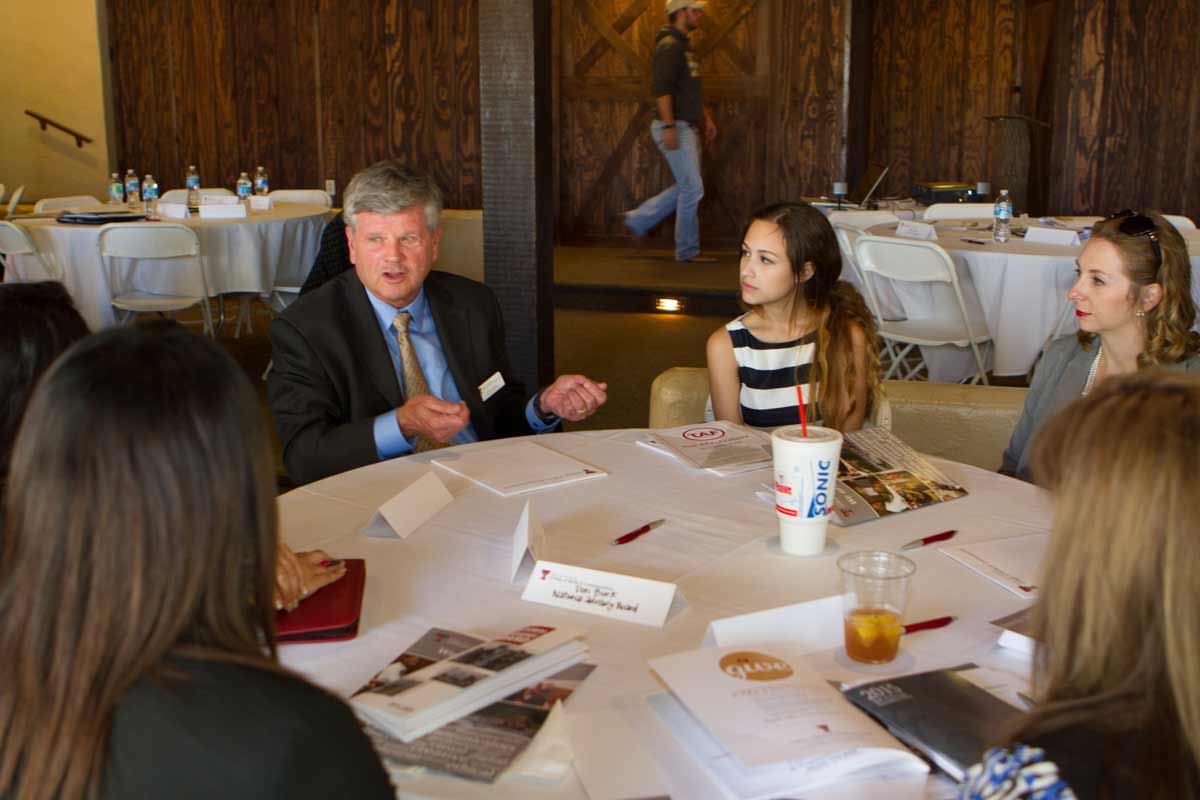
[574, 0, 649, 75]
[573, 0, 650, 77]
[572, 101, 654, 234]
[561, 75, 766, 100]
[694, 0, 759, 60]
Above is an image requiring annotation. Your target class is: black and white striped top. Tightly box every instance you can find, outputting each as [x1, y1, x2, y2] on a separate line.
[726, 314, 819, 428]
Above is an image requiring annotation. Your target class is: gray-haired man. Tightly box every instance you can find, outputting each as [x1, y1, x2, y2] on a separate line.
[268, 161, 607, 484]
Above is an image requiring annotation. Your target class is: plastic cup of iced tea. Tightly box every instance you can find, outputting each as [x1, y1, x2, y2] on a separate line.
[837, 550, 916, 664]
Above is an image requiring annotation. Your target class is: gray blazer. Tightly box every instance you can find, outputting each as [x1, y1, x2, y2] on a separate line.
[1001, 335, 1200, 482]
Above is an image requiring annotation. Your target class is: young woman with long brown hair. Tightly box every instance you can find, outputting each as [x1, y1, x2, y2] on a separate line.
[1001, 209, 1200, 481]
[961, 370, 1200, 798]
[0, 326, 392, 799]
[707, 202, 881, 431]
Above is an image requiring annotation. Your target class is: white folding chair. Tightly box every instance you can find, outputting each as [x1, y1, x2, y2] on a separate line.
[854, 235, 992, 384]
[0, 221, 61, 281]
[160, 187, 235, 204]
[268, 189, 332, 209]
[922, 203, 995, 222]
[33, 195, 101, 213]
[6, 186, 25, 220]
[97, 223, 213, 335]
[833, 222, 912, 378]
[1163, 214, 1196, 231]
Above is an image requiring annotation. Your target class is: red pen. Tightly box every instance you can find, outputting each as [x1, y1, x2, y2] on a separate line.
[902, 615, 955, 635]
[612, 518, 666, 545]
[900, 529, 957, 550]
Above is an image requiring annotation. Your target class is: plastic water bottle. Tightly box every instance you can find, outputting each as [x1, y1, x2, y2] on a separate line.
[142, 174, 159, 217]
[124, 169, 140, 209]
[185, 165, 200, 207]
[108, 172, 124, 205]
[253, 165, 269, 196]
[992, 189, 1011, 243]
[236, 171, 253, 204]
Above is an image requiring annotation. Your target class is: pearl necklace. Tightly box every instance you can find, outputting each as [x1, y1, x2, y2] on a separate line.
[1082, 343, 1103, 396]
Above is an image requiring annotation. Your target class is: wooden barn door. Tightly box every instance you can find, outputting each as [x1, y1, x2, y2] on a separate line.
[556, 0, 849, 247]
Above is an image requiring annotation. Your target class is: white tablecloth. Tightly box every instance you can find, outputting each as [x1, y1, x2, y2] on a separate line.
[278, 430, 1050, 799]
[849, 220, 1200, 381]
[7, 203, 330, 329]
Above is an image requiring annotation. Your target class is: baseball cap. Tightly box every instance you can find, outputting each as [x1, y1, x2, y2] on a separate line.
[665, 0, 706, 13]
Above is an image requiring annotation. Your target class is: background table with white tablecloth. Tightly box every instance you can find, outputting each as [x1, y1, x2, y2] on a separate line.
[7, 203, 330, 330]
[278, 429, 1048, 799]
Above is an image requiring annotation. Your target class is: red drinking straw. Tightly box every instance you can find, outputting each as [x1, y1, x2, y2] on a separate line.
[796, 385, 808, 437]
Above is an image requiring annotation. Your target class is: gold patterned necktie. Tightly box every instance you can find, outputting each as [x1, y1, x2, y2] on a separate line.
[391, 311, 447, 452]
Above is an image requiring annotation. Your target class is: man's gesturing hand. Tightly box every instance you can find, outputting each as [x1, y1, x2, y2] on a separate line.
[395, 395, 470, 444]
[538, 375, 608, 422]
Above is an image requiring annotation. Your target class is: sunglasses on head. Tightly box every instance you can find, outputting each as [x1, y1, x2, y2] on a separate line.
[1106, 209, 1162, 269]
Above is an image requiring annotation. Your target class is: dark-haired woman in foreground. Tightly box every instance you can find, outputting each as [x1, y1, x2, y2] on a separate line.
[0, 326, 392, 799]
[961, 371, 1200, 798]
[706, 202, 880, 431]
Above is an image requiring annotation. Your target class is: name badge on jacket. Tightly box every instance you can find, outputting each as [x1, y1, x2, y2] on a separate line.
[479, 371, 505, 402]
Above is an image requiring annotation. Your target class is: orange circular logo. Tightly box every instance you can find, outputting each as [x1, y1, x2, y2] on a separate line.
[718, 651, 794, 681]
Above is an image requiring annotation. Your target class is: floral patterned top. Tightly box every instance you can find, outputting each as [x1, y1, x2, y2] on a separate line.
[959, 745, 1078, 799]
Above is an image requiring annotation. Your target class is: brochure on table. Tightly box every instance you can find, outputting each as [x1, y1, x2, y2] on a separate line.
[650, 421, 774, 470]
[648, 643, 928, 797]
[512, 503, 683, 628]
[940, 533, 1047, 598]
[639, 434, 771, 476]
[433, 440, 607, 496]
[361, 470, 454, 539]
[352, 624, 588, 742]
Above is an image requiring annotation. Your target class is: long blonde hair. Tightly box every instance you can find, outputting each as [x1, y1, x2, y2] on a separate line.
[1080, 210, 1200, 365]
[1021, 370, 1200, 795]
[743, 203, 881, 429]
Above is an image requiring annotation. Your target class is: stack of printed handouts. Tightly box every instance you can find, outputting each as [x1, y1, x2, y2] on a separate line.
[641, 421, 773, 475]
[647, 643, 929, 798]
[352, 625, 588, 744]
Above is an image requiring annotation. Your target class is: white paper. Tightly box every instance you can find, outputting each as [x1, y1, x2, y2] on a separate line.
[1024, 226, 1080, 246]
[157, 202, 190, 219]
[521, 560, 680, 628]
[249, 195, 273, 211]
[362, 470, 454, 539]
[650, 421, 774, 470]
[567, 709, 670, 800]
[510, 501, 546, 582]
[198, 203, 247, 219]
[940, 533, 1048, 598]
[704, 595, 844, 652]
[895, 220, 938, 241]
[639, 436, 771, 477]
[200, 194, 240, 205]
[433, 441, 606, 497]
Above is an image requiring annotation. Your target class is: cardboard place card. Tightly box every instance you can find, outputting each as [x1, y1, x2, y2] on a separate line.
[510, 500, 546, 582]
[157, 202, 190, 219]
[249, 195, 273, 211]
[896, 220, 938, 240]
[361, 470, 453, 539]
[201, 194, 240, 205]
[1024, 226, 1081, 246]
[522, 560, 682, 628]
[703, 595, 844, 651]
[198, 203, 248, 219]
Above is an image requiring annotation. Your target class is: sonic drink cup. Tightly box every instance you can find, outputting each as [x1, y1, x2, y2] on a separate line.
[770, 425, 844, 556]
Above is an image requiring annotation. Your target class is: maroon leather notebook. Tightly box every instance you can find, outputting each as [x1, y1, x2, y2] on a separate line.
[276, 559, 366, 643]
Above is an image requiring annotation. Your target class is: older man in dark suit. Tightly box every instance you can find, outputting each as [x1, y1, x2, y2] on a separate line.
[268, 162, 607, 485]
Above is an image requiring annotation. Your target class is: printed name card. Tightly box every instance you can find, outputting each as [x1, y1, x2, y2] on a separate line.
[362, 470, 454, 539]
[249, 195, 273, 211]
[198, 203, 247, 220]
[1024, 226, 1081, 246]
[896, 220, 938, 241]
[703, 595, 844, 651]
[157, 202, 190, 220]
[201, 194, 240, 205]
[522, 561, 681, 628]
[510, 501, 546, 581]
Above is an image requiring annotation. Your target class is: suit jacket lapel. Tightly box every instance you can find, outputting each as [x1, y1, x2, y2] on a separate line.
[341, 272, 403, 408]
[425, 275, 487, 426]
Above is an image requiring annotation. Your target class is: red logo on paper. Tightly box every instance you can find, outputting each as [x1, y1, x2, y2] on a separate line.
[683, 426, 725, 442]
[541, 569, 551, 581]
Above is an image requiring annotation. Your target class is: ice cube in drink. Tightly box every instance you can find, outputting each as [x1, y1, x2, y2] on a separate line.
[844, 607, 902, 664]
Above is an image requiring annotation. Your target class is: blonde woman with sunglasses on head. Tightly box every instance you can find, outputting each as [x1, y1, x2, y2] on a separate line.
[961, 371, 1200, 798]
[1000, 209, 1200, 482]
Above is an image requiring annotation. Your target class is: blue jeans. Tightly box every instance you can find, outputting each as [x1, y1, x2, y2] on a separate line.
[623, 120, 703, 261]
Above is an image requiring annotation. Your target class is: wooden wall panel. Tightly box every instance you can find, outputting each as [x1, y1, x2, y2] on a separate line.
[107, 0, 481, 208]
[866, 0, 1021, 198]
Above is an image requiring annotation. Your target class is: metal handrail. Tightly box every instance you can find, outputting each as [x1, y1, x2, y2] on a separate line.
[24, 110, 94, 148]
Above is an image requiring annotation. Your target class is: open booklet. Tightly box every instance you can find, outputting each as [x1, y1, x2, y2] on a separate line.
[358, 627, 595, 782]
[648, 643, 929, 798]
[352, 624, 588, 742]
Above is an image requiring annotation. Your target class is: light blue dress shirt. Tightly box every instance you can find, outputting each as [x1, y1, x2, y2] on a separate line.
[367, 287, 556, 459]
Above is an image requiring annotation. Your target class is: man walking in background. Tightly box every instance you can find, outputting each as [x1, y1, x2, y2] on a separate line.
[622, 0, 718, 263]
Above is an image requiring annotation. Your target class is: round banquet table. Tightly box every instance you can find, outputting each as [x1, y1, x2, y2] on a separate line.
[7, 203, 331, 330]
[277, 429, 1050, 799]
[848, 219, 1200, 382]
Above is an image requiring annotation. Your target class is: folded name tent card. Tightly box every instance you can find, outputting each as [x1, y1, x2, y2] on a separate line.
[432, 441, 606, 496]
[703, 595, 844, 652]
[362, 470, 454, 539]
[939, 532, 1048, 598]
[249, 195, 273, 211]
[156, 202, 190, 219]
[1023, 225, 1081, 246]
[510, 500, 547, 582]
[522, 560, 682, 628]
[896, 220, 938, 240]
[200, 194, 241, 205]
[198, 203, 247, 219]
